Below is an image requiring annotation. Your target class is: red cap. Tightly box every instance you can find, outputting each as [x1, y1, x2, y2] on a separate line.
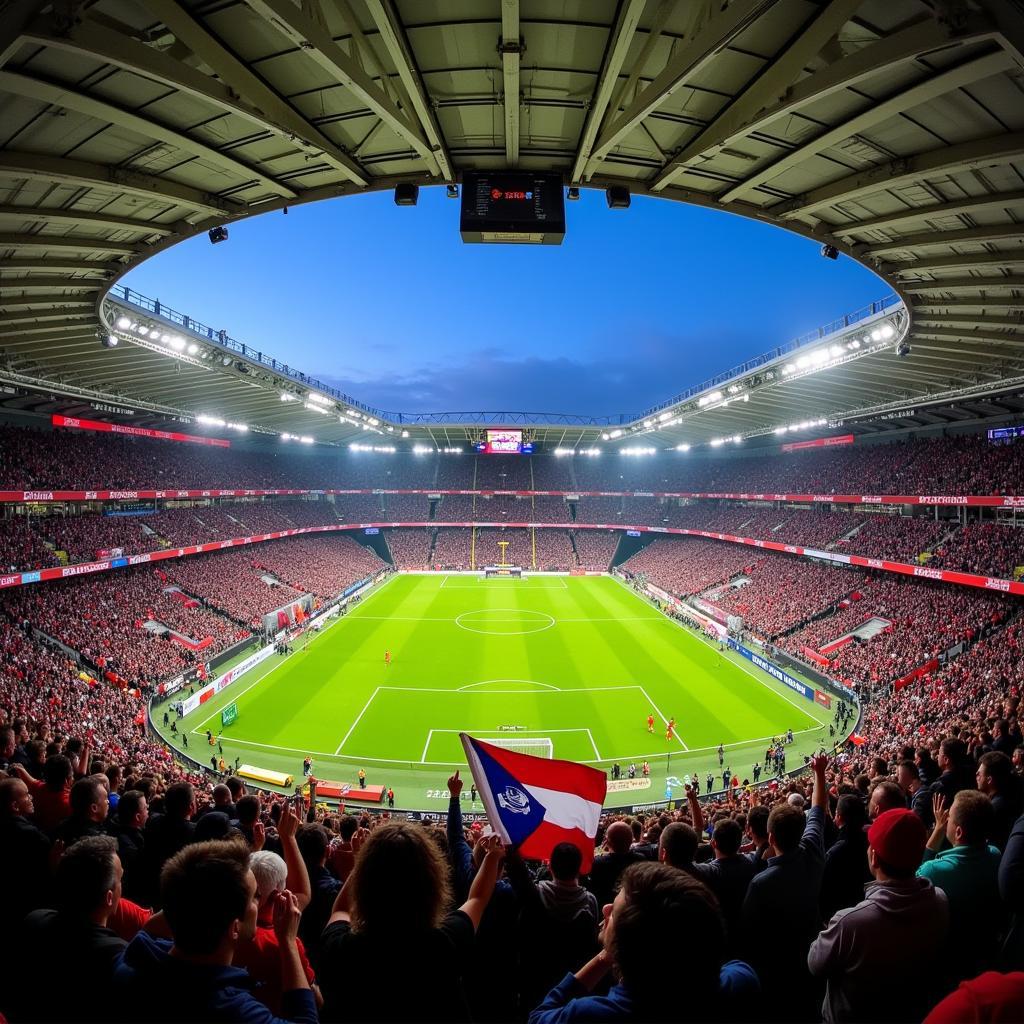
[868, 808, 928, 872]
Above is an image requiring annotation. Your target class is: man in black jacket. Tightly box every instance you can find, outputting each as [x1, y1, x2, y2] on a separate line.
[108, 790, 148, 902]
[12, 835, 126, 1023]
[53, 776, 109, 847]
[586, 821, 643, 910]
[141, 781, 196, 907]
[977, 750, 1022, 852]
[0, 777, 52, 959]
[821, 794, 870, 922]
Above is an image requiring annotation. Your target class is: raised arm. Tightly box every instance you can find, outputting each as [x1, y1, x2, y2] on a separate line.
[277, 802, 311, 911]
[459, 834, 504, 930]
[445, 770, 475, 899]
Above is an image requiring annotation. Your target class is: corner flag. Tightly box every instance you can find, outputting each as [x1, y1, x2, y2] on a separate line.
[460, 734, 607, 872]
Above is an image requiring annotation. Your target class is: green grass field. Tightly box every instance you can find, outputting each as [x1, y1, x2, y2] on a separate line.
[154, 574, 841, 810]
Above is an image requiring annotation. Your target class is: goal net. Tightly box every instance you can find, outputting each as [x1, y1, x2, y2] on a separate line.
[488, 736, 554, 758]
[484, 565, 523, 578]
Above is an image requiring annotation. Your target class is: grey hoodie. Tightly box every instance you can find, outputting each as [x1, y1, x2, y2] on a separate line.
[536, 879, 600, 924]
[808, 876, 950, 1024]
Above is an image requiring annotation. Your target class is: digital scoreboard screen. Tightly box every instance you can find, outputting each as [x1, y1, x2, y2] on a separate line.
[988, 425, 1024, 441]
[460, 171, 565, 245]
[474, 429, 534, 455]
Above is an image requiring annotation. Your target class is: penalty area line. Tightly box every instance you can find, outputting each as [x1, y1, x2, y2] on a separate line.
[334, 687, 381, 755]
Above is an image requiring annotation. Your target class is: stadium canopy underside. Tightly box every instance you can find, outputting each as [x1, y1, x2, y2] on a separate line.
[2, 0, 1024, 448]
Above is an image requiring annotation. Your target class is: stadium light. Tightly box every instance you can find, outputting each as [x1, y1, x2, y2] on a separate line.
[676, 444, 690, 452]
[101, 334, 118, 348]
[208, 226, 229, 244]
[413, 444, 432, 454]
[197, 415, 225, 427]
[307, 393, 332, 406]
[710, 438, 725, 447]
[299, 436, 314, 444]
[304, 402, 330, 415]
[116, 316, 132, 330]
[401, 430, 410, 438]
[187, 343, 198, 355]
[446, 184, 459, 199]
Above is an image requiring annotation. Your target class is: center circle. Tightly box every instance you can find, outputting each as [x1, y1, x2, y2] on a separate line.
[454, 608, 555, 636]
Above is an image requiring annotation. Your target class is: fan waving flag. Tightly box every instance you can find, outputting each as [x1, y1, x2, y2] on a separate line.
[460, 734, 607, 872]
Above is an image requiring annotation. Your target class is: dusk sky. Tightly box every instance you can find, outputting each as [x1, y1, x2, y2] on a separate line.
[122, 186, 886, 419]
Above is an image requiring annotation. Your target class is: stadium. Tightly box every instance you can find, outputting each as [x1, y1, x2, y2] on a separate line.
[2, 0, 1024, 1021]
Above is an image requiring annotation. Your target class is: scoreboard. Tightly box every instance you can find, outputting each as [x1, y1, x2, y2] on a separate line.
[460, 171, 565, 245]
[474, 429, 535, 455]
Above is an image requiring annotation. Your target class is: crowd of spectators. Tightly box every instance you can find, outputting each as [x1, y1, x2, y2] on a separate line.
[532, 530, 575, 571]
[431, 528, 474, 570]
[840, 513, 951, 563]
[385, 529, 434, 569]
[3, 571, 239, 687]
[620, 538, 762, 596]
[571, 530, 620, 572]
[933, 522, 1024, 579]
[250, 537, 385, 601]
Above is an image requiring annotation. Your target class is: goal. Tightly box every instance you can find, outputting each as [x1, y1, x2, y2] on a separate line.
[488, 736, 554, 758]
[484, 565, 523, 578]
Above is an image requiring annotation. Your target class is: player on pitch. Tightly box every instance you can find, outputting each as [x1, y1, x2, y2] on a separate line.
[666, 717, 676, 742]
[647, 712, 655, 734]
[384, 649, 391, 667]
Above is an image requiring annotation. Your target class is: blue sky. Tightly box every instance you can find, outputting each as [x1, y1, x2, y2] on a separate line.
[122, 187, 885, 418]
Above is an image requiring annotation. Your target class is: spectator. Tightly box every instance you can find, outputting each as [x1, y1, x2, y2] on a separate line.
[897, 759, 934, 829]
[141, 781, 196, 907]
[319, 820, 505, 1023]
[694, 817, 755, 955]
[924, 972, 1024, 1024]
[506, 842, 600, 1012]
[295, 823, 340, 973]
[821, 793, 870, 922]
[868, 780, 907, 820]
[588, 820, 644, 908]
[529, 862, 758, 1024]
[13, 835, 126, 1023]
[976, 751, 1022, 851]
[235, 809, 319, 1015]
[109, 789, 148, 903]
[0, 775, 51, 946]
[918, 790, 1004, 981]
[54, 776, 109, 847]
[740, 755, 828, 1021]
[808, 808, 949, 1023]
[113, 838, 316, 1023]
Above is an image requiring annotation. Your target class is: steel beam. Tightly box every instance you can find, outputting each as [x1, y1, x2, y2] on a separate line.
[651, 0, 866, 192]
[0, 259, 119, 273]
[830, 190, 1024, 239]
[36, 9, 367, 187]
[915, 314, 1024, 328]
[902, 276, 1024, 293]
[590, 0, 780, 165]
[0, 203, 179, 235]
[571, 0, 646, 184]
[859, 222, 1024, 255]
[363, 0, 453, 180]
[912, 298, 1024, 310]
[0, 150, 239, 217]
[0, 69, 297, 200]
[0, 232, 138, 255]
[0, 277, 101, 291]
[241, 0, 435, 170]
[0, 0, 47, 67]
[893, 252, 1024, 274]
[498, 0, 520, 167]
[775, 132, 1024, 220]
[720, 50, 1013, 204]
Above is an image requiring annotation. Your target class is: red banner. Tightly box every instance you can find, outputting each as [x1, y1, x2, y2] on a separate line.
[2, 482, 1023, 508]
[782, 434, 855, 452]
[52, 414, 230, 447]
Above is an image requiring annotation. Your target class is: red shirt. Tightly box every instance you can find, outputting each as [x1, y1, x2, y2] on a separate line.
[925, 972, 1024, 1024]
[234, 922, 315, 1013]
[27, 777, 71, 832]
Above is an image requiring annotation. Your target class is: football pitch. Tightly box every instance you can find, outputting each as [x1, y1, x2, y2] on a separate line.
[157, 574, 839, 810]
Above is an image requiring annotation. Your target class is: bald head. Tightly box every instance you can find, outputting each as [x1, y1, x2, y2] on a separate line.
[605, 821, 633, 854]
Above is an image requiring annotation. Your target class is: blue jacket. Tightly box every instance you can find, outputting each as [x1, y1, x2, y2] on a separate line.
[113, 931, 318, 1024]
[528, 961, 759, 1024]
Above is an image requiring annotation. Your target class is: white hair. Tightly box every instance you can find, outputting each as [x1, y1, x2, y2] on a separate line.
[787, 792, 807, 809]
[250, 850, 287, 905]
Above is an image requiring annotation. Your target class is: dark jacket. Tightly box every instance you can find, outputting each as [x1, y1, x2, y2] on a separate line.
[108, 821, 147, 902]
[0, 814, 51, 937]
[12, 909, 125, 1023]
[740, 805, 826, 1020]
[113, 931, 317, 1024]
[1000, 812, 1024, 969]
[298, 864, 340, 973]
[141, 813, 195, 906]
[698, 855, 756, 954]
[585, 850, 644, 910]
[821, 825, 871, 923]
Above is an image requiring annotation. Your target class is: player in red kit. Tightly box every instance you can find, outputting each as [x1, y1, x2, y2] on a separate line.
[647, 713, 655, 734]
[384, 649, 391, 666]
[665, 717, 675, 742]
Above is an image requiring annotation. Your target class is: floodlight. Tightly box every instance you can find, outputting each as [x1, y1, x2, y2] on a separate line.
[116, 316, 131, 330]
[605, 185, 630, 209]
[446, 184, 459, 199]
[394, 184, 419, 206]
[101, 334, 118, 348]
[208, 226, 229, 244]
[567, 186, 580, 201]
[820, 244, 838, 260]
[895, 341, 911, 357]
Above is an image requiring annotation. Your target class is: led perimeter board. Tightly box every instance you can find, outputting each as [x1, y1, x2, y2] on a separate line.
[460, 171, 565, 245]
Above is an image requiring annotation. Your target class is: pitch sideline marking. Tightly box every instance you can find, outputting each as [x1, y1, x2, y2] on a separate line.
[609, 574, 825, 730]
[188, 584, 377, 731]
[334, 687, 381, 754]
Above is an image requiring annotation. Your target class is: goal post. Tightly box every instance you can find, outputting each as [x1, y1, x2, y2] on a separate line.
[487, 736, 554, 758]
[484, 565, 523, 578]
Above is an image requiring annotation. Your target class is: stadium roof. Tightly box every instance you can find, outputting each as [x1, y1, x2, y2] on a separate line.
[2, 0, 1024, 449]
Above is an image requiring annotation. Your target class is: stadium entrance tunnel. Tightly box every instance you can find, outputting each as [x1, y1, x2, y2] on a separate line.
[454, 609, 556, 635]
